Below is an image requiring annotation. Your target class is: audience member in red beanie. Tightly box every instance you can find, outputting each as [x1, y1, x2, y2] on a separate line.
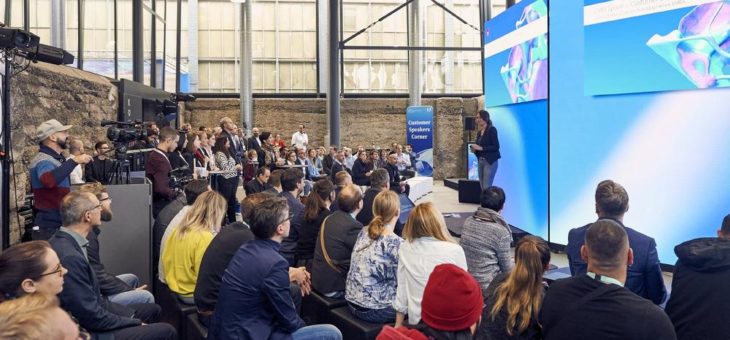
[378, 263, 483, 340]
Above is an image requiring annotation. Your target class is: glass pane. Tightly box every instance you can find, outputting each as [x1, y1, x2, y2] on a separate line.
[81, 0, 116, 78]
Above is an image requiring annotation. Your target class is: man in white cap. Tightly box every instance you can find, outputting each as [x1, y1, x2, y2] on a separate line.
[29, 119, 92, 240]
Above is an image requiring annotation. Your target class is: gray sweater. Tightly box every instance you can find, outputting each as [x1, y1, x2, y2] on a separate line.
[459, 207, 514, 297]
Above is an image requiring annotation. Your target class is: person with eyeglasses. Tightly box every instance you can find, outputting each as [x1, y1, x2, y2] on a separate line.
[0, 293, 88, 340]
[0, 240, 67, 302]
[78, 182, 155, 307]
[209, 197, 342, 340]
[84, 141, 115, 184]
[48, 191, 176, 340]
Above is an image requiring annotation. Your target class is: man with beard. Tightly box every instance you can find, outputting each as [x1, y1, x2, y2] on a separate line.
[79, 183, 155, 306]
[30, 119, 93, 240]
[49, 192, 176, 339]
[145, 127, 180, 217]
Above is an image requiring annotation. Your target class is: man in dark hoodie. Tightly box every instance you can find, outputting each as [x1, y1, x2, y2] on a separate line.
[665, 214, 730, 340]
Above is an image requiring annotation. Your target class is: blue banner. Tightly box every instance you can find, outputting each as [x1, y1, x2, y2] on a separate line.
[406, 106, 434, 177]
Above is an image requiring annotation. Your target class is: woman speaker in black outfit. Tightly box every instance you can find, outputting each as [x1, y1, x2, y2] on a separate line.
[471, 110, 501, 190]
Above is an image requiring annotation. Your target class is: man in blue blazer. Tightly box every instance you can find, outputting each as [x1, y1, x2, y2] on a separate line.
[49, 192, 175, 339]
[566, 180, 667, 305]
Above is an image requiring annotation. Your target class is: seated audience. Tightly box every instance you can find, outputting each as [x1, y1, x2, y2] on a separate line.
[0, 241, 66, 301]
[385, 151, 410, 196]
[394, 144, 415, 179]
[195, 193, 263, 326]
[352, 150, 374, 186]
[344, 147, 355, 170]
[394, 202, 467, 327]
[540, 220, 676, 340]
[346, 190, 403, 323]
[478, 236, 550, 340]
[280, 168, 306, 265]
[312, 184, 364, 298]
[370, 150, 382, 169]
[665, 214, 730, 339]
[265, 169, 285, 195]
[329, 171, 353, 212]
[322, 146, 336, 175]
[78, 182, 154, 305]
[460, 186, 514, 297]
[209, 198, 342, 340]
[245, 166, 271, 195]
[156, 179, 210, 283]
[566, 180, 667, 305]
[161, 191, 227, 304]
[0, 294, 82, 339]
[213, 136, 242, 224]
[85, 141, 115, 184]
[306, 148, 327, 181]
[377, 149, 389, 169]
[330, 150, 352, 181]
[378, 264, 483, 340]
[49, 192, 175, 339]
[296, 179, 335, 270]
[357, 168, 404, 236]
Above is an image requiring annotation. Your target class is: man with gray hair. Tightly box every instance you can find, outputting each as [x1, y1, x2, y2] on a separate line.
[356, 169, 404, 236]
[29, 119, 92, 240]
[540, 220, 676, 339]
[566, 179, 666, 305]
[49, 192, 176, 339]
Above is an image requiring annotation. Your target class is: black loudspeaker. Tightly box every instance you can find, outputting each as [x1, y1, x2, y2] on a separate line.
[465, 117, 476, 131]
[458, 180, 481, 203]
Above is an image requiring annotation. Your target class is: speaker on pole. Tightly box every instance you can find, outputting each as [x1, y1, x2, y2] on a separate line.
[465, 116, 476, 131]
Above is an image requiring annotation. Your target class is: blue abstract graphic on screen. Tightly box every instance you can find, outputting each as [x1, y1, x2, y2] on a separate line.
[484, 0, 548, 107]
[584, 0, 730, 95]
[553, 0, 730, 264]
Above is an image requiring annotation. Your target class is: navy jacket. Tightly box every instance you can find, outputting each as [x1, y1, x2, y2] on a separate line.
[566, 218, 667, 305]
[279, 191, 305, 265]
[474, 125, 501, 164]
[49, 230, 140, 332]
[330, 161, 351, 181]
[210, 239, 305, 340]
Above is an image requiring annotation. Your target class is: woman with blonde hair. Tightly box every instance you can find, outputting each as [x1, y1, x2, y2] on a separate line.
[162, 191, 227, 304]
[478, 236, 550, 340]
[393, 202, 467, 327]
[345, 190, 403, 323]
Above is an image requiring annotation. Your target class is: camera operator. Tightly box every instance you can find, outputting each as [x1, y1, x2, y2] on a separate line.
[29, 119, 92, 240]
[146, 127, 180, 217]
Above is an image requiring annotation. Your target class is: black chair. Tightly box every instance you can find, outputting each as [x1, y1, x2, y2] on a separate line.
[185, 313, 208, 340]
[300, 291, 347, 325]
[327, 306, 387, 340]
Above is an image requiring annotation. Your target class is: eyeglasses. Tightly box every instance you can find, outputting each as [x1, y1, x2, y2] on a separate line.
[99, 196, 112, 202]
[37, 263, 64, 278]
[87, 203, 102, 213]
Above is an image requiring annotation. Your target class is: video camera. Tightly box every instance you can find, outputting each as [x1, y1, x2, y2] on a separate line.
[101, 119, 148, 144]
[169, 166, 194, 190]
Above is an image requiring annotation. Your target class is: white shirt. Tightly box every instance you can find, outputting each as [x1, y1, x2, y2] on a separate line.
[394, 236, 468, 325]
[67, 155, 85, 184]
[158, 206, 190, 283]
[291, 131, 309, 149]
[396, 152, 411, 172]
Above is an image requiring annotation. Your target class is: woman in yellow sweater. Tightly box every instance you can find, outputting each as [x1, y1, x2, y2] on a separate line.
[162, 191, 226, 303]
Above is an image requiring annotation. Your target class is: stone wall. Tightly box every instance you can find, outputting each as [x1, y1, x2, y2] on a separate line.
[8, 63, 117, 243]
[183, 97, 480, 179]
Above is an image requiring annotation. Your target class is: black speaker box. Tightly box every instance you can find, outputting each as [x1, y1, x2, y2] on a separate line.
[464, 117, 476, 131]
[458, 180, 481, 203]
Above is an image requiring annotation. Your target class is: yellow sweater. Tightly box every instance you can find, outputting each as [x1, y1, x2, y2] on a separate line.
[161, 228, 215, 297]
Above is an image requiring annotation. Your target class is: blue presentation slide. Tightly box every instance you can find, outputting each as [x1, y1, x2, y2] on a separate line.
[584, 0, 730, 95]
[552, 0, 730, 264]
[484, 0, 548, 107]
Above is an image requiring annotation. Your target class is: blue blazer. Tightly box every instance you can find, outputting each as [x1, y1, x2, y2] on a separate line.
[210, 239, 305, 340]
[566, 218, 667, 305]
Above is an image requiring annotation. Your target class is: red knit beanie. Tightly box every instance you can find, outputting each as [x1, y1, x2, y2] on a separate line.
[420, 263, 483, 331]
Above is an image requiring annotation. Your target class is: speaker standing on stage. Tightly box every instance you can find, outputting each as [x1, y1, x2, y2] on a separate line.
[471, 110, 500, 190]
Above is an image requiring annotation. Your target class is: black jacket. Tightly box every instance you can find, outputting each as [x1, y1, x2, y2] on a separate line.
[356, 187, 404, 236]
[540, 275, 676, 340]
[49, 230, 140, 332]
[474, 125, 501, 164]
[195, 222, 254, 313]
[279, 191, 305, 264]
[86, 228, 133, 297]
[352, 159, 372, 186]
[220, 130, 245, 164]
[330, 161, 351, 181]
[296, 208, 332, 261]
[311, 210, 363, 294]
[84, 157, 115, 184]
[385, 163, 403, 192]
[322, 155, 335, 175]
[666, 237, 730, 340]
[244, 178, 269, 196]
